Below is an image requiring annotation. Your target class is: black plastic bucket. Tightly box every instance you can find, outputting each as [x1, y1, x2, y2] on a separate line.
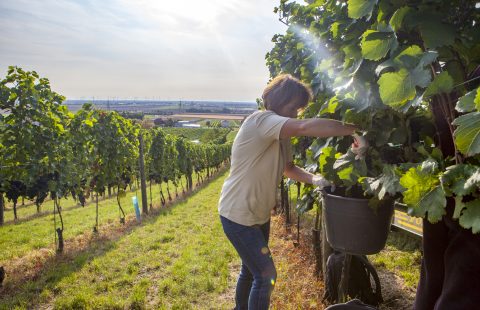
[322, 192, 394, 255]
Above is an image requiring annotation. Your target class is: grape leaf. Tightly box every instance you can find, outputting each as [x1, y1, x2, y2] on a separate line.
[456, 88, 478, 113]
[389, 6, 411, 32]
[441, 164, 478, 196]
[424, 71, 454, 97]
[459, 200, 480, 234]
[400, 163, 446, 223]
[378, 69, 416, 107]
[452, 112, 480, 157]
[361, 165, 402, 200]
[348, 0, 377, 19]
[453, 196, 466, 219]
[419, 19, 455, 49]
[361, 30, 397, 61]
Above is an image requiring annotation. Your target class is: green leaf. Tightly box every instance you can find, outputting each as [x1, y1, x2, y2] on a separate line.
[361, 30, 397, 61]
[55, 123, 65, 133]
[361, 165, 402, 200]
[389, 6, 411, 32]
[320, 96, 339, 115]
[418, 51, 439, 67]
[459, 200, 480, 233]
[453, 196, 466, 219]
[410, 65, 431, 88]
[84, 119, 94, 127]
[394, 45, 424, 69]
[409, 185, 446, 223]
[420, 159, 439, 174]
[455, 88, 478, 113]
[378, 69, 416, 107]
[348, 0, 377, 19]
[330, 22, 340, 38]
[441, 164, 479, 196]
[318, 146, 340, 182]
[452, 112, 480, 157]
[7, 92, 17, 102]
[378, 63, 431, 110]
[419, 20, 455, 49]
[400, 162, 446, 223]
[333, 151, 367, 186]
[337, 165, 354, 183]
[424, 71, 454, 97]
[465, 169, 480, 189]
[375, 47, 437, 76]
[476, 88, 480, 110]
[296, 194, 314, 214]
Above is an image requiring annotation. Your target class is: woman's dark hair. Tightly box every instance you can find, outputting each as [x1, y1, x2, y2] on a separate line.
[261, 74, 313, 113]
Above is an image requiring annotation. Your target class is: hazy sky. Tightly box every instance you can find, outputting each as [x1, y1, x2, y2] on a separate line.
[0, 0, 286, 101]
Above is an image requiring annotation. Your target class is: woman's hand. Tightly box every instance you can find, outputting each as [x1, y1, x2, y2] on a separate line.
[352, 133, 368, 160]
[312, 175, 331, 189]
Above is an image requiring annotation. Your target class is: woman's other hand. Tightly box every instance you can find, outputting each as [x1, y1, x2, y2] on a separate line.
[352, 133, 368, 160]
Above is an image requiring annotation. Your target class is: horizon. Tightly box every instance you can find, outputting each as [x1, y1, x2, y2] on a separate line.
[64, 98, 257, 104]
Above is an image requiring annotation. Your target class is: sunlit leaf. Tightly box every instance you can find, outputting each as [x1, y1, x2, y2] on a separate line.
[389, 6, 411, 32]
[378, 69, 416, 107]
[400, 162, 446, 223]
[361, 30, 397, 61]
[348, 0, 377, 19]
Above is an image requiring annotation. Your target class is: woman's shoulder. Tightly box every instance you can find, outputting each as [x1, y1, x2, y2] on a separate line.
[246, 110, 277, 122]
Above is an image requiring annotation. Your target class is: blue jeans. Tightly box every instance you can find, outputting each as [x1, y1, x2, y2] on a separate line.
[220, 216, 276, 310]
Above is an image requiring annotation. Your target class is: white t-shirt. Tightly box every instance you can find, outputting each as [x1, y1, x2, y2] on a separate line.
[218, 110, 292, 226]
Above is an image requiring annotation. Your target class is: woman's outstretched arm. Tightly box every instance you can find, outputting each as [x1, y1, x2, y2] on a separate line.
[280, 118, 358, 139]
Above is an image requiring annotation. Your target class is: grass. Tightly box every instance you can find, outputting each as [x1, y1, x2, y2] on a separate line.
[0, 173, 206, 264]
[0, 170, 237, 310]
[369, 229, 422, 289]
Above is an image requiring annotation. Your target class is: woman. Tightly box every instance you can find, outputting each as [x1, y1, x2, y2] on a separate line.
[218, 74, 366, 310]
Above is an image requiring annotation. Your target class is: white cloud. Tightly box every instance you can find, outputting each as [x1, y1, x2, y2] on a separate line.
[0, 0, 286, 101]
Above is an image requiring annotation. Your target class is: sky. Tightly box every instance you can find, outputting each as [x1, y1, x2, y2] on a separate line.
[0, 0, 287, 101]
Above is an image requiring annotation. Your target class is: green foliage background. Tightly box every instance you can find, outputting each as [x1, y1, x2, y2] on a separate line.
[267, 0, 480, 233]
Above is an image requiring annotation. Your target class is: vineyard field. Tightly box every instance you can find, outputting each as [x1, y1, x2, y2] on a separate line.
[0, 171, 238, 309]
[161, 127, 231, 144]
[0, 173, 207, 264]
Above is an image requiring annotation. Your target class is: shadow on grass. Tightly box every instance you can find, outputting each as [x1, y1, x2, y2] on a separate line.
[0, 167, 228, 309]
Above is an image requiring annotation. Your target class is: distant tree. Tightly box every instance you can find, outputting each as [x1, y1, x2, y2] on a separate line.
[153, 118, 165, 127]
[164, 118, 176, 127]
